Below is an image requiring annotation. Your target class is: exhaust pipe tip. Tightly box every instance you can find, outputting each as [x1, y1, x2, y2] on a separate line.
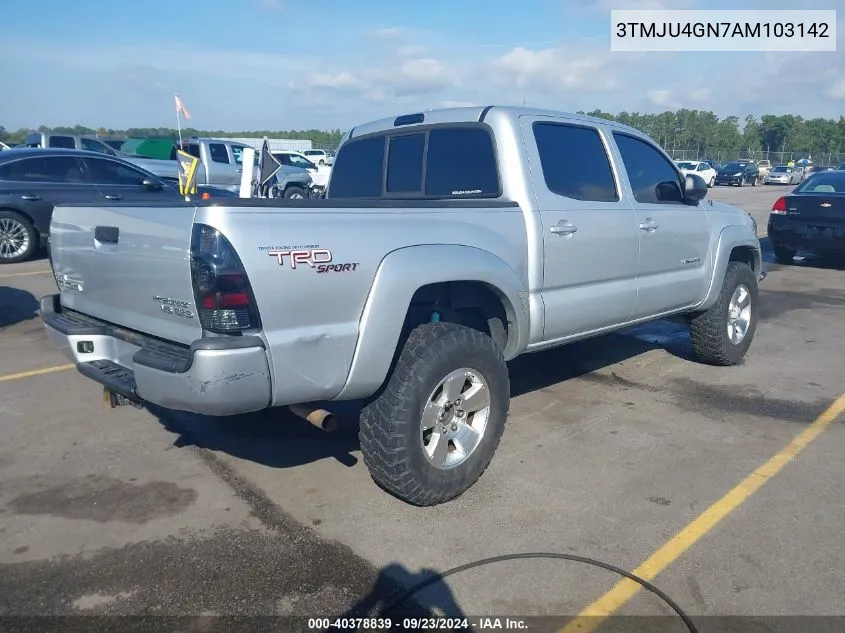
[289, 404, 338, 432]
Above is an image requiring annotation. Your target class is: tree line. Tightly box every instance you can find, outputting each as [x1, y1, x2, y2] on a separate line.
[0, 125, 345, 148]
[3, 110, 845, 158]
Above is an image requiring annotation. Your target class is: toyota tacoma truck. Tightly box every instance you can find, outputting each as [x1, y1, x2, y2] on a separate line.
[41, 106, 764, 506]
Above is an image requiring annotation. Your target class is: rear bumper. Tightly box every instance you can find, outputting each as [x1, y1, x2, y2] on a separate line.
[768, 219, 845, 254]
[40, 294, 272, 416]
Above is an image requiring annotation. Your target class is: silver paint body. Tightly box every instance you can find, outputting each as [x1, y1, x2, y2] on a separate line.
[44, 106, 762, 416]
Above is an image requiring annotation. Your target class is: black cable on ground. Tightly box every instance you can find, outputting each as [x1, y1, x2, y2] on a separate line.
[379, 552, 698, 633]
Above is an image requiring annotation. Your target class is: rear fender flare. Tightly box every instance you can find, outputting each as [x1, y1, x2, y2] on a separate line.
[696, 225, 762, 311]
[334, 244, 529, 400]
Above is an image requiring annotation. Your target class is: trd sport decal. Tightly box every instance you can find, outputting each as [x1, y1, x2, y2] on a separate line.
[264, 248, 359, 273]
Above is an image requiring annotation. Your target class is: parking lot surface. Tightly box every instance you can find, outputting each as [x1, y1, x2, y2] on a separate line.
[1, 185, 843, 627]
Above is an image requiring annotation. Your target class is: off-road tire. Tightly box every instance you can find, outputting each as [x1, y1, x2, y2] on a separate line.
[358, 322, 510, 506]
[0, 210, 38, 264]
[773, 243, 796, 264]
[689, 261, 758, 366]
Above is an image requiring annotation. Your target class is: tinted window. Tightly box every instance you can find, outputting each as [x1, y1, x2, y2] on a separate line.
[231, 145, 259, 166]
[327, 135, 385, 198]
[533, 122, 618, 202]
[80, 137, 113, 154]
[386, 133, 424, 193]
[84, 158, 152, 185]
[425, 127, 498, 197]
[613, 133, 683, 204]
[0, 156, 85, 183]
[209, 143, 230, 164]
[182, 143, 201, 159]
[48, 136, 75, 149]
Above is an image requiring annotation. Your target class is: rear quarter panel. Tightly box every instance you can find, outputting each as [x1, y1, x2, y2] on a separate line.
[195, 203, 527, 405]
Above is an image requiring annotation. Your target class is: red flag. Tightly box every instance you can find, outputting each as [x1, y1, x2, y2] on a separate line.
[174, 94, 191, 119]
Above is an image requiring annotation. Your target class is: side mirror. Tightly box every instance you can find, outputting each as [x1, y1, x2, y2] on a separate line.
[683, 174, 708, 204]
[141, 178, 162, 190]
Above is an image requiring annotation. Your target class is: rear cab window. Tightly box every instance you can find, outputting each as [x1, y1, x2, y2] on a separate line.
[328, 124, 500, 199]
[48, 136, 76, 149]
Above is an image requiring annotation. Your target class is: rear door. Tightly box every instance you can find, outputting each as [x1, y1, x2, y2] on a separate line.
[205, 142, 236, 186]
[611, 132, 712, 318]
[523, 117, 639, 340]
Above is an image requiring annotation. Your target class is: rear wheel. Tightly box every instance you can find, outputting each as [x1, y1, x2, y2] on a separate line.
[689, 261, 758, 366]
[358, 322, 509, 506]
[773, 243, 796, 264]
[0, 211, 38, 264]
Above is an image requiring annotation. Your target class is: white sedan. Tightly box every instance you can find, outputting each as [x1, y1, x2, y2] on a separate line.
[675, 160, 717, 187]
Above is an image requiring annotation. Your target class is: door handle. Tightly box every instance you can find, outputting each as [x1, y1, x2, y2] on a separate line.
[104, 194, 122, 201]
[20, 194, 40, 201]
[550, 222, 577, 236]
[638, 218, 659, 232]
[94, 226, 119, 244]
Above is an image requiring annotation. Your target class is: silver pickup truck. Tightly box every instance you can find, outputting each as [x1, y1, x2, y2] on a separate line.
[124, 138, 313, 196]
[41, 106, 764, 506]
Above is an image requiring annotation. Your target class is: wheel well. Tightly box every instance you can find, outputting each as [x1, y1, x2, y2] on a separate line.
[729, 245, 758, 275]
[401, 281, 514, 355]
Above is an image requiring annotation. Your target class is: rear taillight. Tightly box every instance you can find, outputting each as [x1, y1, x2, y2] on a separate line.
[190, 224, 261, 334]
[771, 197, 787, 214]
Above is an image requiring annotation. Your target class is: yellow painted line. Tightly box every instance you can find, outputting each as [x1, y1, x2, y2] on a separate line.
[0, 364, 74, 383]
[560, 392, 845, 633]
[0, 269, 52, 279]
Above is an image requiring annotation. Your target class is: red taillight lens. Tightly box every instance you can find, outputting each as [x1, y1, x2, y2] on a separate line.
[190, 225, 261, 333]
[771, 197, 787, 214]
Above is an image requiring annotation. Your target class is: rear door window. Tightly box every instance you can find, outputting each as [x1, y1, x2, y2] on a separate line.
[0, 156, 86, 182]
[532, 122, 618, 202]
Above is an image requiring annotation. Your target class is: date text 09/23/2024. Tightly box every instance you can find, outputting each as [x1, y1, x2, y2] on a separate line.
[308, 617, 529, 630]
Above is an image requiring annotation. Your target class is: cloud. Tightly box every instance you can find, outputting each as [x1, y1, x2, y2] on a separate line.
[647, 90, 680, 108]
[371, 27, 406, 39]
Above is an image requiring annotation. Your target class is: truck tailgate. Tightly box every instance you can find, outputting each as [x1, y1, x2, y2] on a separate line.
[49, 203, 203, 345]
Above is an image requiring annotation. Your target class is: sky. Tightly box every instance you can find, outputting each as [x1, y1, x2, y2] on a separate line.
[1, 0, 842, 132]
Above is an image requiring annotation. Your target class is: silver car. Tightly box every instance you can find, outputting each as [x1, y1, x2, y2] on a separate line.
[764, 165, 800, 185]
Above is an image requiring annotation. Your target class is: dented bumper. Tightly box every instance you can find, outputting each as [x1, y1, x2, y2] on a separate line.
[40, 294, 272, 416]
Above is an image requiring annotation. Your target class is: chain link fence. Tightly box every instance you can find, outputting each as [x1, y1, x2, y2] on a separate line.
[671, 148, 845, 165]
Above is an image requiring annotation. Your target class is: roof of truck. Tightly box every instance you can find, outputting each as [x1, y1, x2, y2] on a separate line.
[347, 105, 643, 140]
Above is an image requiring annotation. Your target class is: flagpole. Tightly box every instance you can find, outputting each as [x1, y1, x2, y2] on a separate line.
[175, 95, 183, 148]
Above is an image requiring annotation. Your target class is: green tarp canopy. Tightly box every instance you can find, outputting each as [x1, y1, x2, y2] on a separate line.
[121, 137, 177, 160]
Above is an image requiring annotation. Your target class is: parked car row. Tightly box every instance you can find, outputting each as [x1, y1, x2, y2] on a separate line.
[0, 148, 238, 264]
